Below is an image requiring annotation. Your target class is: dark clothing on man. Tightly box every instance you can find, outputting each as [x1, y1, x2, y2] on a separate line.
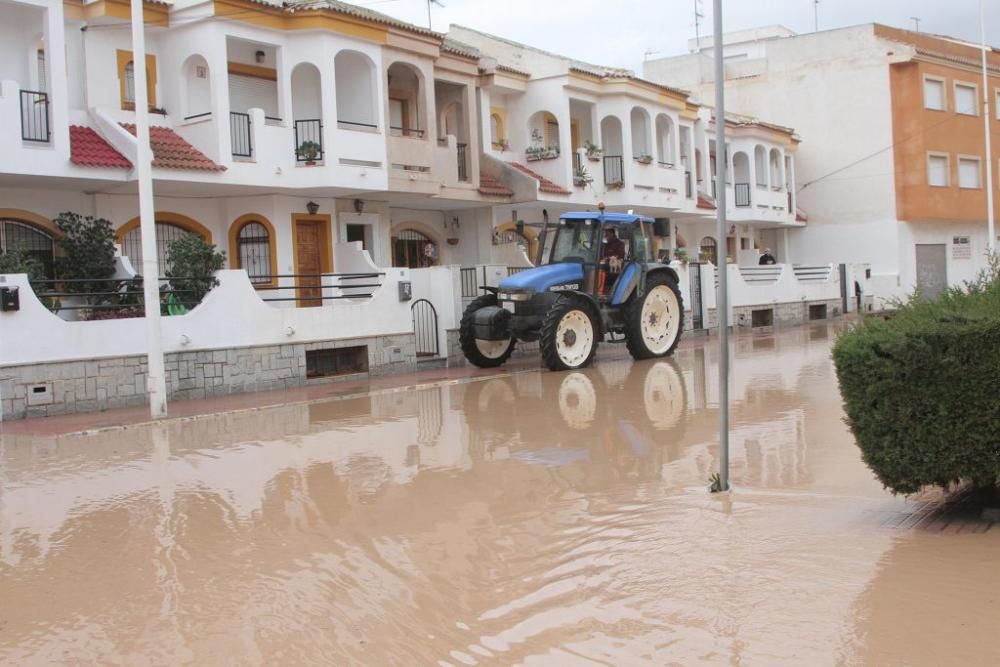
[759, 253, 776, 265]
[602, 236, 625, 261]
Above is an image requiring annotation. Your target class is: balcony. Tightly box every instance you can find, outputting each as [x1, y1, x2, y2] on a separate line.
[735, 182, 751, 208]
[603, 155, 624, 188]
[20, 90, 50, 143]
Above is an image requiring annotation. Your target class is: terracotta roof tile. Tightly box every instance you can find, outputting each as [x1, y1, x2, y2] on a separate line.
[121, 124, 226, 172]
[69, 125, 132, 169]
[478, 172, 513, 198]
[696, 193, 716, 210]
[796, 207, 808, 223]
[506, 161, 571, 195]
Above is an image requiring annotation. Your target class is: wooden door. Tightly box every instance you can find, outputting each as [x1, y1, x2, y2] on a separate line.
[295, 221, 323, 307]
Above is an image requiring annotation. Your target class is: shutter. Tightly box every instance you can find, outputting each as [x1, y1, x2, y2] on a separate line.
[923, 80, 943, 110]
[955, 85, 976, 115]
[958, 159, 980, 188]
[928, 156, 947, 186]
[36, 50, 46, 92]
[228, 74, 279, 118]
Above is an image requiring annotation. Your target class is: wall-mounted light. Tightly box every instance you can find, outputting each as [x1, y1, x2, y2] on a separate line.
[306, 201, 320, 215]
[353, 198, 365, 214]
[255, 50, 265, 64]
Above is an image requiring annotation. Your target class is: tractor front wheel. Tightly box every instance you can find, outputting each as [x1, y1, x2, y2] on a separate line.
[540, 295, 599, 371]
[459, 294, 516, 368]
[625, 273, 684, 360]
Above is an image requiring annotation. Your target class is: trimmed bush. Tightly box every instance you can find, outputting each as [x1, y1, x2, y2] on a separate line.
[832, 258, 1000, 494]
[164, 233, 225, 310]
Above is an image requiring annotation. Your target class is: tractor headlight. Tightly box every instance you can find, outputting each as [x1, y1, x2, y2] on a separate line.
[501, 291, 533, 302]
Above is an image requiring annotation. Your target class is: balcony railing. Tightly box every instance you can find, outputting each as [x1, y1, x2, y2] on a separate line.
[735, 182, 751, 208]
[788, 190, 794, 212]
[685, 171, 692, 198]
[390, 126, 425, 138]
[294, 119, 323, 163]
[230, 111, 252, 158]
[457, 142, 469, 181]
[20, 90, 50, 143]
[604, 155, 624, 187]
[338, 120, 378, 131]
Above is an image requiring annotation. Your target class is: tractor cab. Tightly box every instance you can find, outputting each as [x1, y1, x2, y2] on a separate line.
[546, 212, 655, 302]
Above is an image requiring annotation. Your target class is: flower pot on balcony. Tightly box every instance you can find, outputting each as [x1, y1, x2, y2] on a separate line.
[304, 160, 317, 166]
[587, 155, 601, 162]
[446, 238, 460, 246]
[636, 156, 653, 165]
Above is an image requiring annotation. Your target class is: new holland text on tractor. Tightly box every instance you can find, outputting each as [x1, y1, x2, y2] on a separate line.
[460, 210, 684, 371]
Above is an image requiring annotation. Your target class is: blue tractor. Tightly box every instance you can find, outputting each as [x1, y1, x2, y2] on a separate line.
[460, 209, 685, 371]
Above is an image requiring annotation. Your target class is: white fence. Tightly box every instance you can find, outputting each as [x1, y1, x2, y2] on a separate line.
[0, 245, 413, 367]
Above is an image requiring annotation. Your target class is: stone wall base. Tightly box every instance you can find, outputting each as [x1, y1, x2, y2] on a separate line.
[700, 299, 843, 333]
[0, 333, 416, 421]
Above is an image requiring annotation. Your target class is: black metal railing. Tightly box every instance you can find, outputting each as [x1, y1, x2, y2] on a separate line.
[20, 90, 50, 143]
[230, 111, 252, 158]
[735, 182, 751, 207]
[183, 111, 212, 121]
[294, 119, 323, 162]
[657, 160, 674, 168]
[338, 119, 378, 130]
[788, 191, 793, 212]
[603, 155, 624, 186]
[250, 272, 385, 306]
[457, 142, 468, 181]
[27, 276, 205, 318]
[573, 152, 582, 172]
[390, 126, 425, 137]
[711, 178, 717, 199]
[685, 171, 693, 198]
[411, 298, 439, 357]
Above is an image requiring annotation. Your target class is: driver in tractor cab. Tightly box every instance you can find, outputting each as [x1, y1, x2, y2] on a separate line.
[599, 227, 626, 294]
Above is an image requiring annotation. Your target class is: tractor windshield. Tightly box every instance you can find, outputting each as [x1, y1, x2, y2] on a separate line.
[549, 218, 600, 264]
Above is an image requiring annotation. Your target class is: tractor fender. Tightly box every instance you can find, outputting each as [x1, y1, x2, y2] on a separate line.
[612, 265, 680, 306]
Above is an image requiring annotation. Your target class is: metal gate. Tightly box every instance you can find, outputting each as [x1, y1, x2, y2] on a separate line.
[411, 299, 439, 357]
[689, 262, 703, 329]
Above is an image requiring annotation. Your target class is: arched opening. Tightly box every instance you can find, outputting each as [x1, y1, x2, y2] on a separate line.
[630, 106, 651, 160]
[655, 114, 675, 166]
[335, 50, 377, 129]
[769, 148, 783, 190]
[733, 152, 751, 207]
[182, 55, 211, 119]
[0, 217, 56, 278]
[600, 115, 624, 185]
[699, 236, 718, 265]
[490, 113, 504, 145]
[439, 101, 462, 139]
[291, 62, 323, 162]
[494, 222, 539, 260]
[229, 215, 277, 286]
[387, 62, 424, 137]
[117, 213, 212, 275]
[754, 144, 768, 187]
[527, 110, 559, 158]
[392, 228, 436, 268]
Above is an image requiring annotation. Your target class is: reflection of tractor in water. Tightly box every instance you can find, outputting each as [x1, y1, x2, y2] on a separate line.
[460, 208, 684, 371]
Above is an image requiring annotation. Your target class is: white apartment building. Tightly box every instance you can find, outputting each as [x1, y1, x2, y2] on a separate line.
[0, 0, 840, 420]
[645, 24, 1000, 306]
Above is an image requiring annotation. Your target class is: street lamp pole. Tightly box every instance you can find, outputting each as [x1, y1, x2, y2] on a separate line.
[713, 0, 730, 491]
[130, 0, 168, 418]
[980, 0, 995, 253]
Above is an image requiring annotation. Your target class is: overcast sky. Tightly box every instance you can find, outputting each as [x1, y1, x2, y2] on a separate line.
[358, 0, 999, 74]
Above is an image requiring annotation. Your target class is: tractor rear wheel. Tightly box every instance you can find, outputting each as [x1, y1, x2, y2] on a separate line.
[540, 295, 599, 371]
[625, 273, 684, 360]
[459, 294, 516, 368]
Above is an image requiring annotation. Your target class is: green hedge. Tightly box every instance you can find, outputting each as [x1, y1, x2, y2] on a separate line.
[832, 261, 1000, 495]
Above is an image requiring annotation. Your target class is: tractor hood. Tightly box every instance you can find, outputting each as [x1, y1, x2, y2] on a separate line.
[498, 263, 585, 293]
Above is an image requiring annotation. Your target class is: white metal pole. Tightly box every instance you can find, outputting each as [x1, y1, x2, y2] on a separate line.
[981, 0, 995, 253]
[713, 0, 730, 491]
[130, 0, 168, 418]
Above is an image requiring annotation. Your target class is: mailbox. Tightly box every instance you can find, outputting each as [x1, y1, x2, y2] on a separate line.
[398, 281, 412, 302]
[0, 286, 19, 312]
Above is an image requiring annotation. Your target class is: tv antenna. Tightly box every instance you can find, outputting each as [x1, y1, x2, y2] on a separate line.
[693, 0, 704, 51]
[910, 16, 921, 31]
[427, 0, 445, 31]
[814, 0, 820, 32]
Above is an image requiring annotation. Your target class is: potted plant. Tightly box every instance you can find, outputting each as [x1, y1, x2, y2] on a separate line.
[673, 247, 689, 267]
[584, 140, 602, 162]
[525, 145, 543, 162]
[542, 145, 560, 160]
[607, 181, 624, 191]
[573, 165, 593, 188]
[636, 152, 653, 165]
[296, 140, 322, 165]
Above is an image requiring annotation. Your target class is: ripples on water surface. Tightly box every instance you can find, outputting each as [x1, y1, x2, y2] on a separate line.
[1, 324, 998, 665]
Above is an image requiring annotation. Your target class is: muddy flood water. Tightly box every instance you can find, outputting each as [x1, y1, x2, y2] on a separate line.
[1, 323, 998, 665]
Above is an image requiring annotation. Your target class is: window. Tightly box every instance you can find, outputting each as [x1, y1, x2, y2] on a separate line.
[0, 219, 55, 279]
[923, 77, 945, 111]
[117, 50, 157, 110]
[927, 153, 949, 187]
[954, 82, 977, 116]
[124, 62, 136, 105]
[121, 221, 205, 273]
[958, 157, 981, 189]
[236, 221, 272, 284]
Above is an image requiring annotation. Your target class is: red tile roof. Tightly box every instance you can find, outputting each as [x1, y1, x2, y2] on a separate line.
[121, 124, 226, 172]
[506, 161, 571, 195]
[796, 207, 808, 223]
[478, 172, 514, 198]
[69, 125, 132, 169]
[696, 193, 716, 210]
